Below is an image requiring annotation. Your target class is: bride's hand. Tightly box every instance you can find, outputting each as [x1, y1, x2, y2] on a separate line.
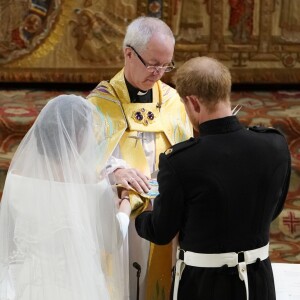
[119, 196, 131, 216]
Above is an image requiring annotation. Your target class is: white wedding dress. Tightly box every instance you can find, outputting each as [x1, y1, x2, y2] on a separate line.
[0, 95, 129, 300]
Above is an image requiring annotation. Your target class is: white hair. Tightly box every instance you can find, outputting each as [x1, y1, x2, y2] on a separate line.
[123, 16, 175, 52]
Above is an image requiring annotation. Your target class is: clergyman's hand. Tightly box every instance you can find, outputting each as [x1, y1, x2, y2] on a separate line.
[114, 168, 151, 194]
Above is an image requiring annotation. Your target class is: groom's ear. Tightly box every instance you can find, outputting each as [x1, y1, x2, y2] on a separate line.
[186, 95, 201, 113]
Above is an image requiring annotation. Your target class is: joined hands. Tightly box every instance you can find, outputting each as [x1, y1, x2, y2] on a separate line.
[114, 168, 151, 194]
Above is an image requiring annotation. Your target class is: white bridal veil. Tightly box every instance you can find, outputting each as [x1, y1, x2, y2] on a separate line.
[0, 95, 129, 300]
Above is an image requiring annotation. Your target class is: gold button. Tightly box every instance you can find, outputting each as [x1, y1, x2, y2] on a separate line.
[165, 148, 173, 155]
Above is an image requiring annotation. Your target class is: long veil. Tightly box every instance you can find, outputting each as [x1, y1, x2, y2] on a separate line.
[0, 95, 129, 300]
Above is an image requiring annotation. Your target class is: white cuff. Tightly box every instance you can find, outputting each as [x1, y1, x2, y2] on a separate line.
[116, 212, 130, 240]
[106, 156, 130, 184]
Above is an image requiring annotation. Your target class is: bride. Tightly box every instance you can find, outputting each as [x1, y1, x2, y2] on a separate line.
[0, 95, 130, 299]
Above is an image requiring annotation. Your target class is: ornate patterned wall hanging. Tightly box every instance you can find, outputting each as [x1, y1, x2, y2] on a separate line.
[1, 0, 300, 84]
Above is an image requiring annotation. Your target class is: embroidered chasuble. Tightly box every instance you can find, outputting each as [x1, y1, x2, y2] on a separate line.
[87, 69, 192, 299]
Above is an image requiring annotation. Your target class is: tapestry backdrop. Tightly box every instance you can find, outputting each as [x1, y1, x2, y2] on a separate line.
[1, 0, 300, 84]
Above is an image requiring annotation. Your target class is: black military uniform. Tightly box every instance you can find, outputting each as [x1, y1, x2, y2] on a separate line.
[135, 116, 291, 300]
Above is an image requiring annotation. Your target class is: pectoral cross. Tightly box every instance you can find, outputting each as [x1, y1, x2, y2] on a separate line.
[129, 131, 147, 147]
[156, 103, 161, 112]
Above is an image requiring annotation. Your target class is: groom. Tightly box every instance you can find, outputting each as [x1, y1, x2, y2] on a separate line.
[135, 56, 291, 300]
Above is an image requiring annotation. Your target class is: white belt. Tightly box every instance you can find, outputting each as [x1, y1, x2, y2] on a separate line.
[173, 243, 269, 300]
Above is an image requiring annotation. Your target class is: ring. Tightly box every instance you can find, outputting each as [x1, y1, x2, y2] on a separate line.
[128, 178, 133, 183]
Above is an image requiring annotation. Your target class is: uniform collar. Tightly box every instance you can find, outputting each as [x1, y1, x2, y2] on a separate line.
[199, 116, 243, 136]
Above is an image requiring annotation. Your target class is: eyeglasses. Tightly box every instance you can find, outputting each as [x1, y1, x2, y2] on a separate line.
[127, 45, 175, 73]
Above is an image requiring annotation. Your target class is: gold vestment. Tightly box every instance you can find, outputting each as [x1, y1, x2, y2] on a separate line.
[88, 69, 192, 299]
